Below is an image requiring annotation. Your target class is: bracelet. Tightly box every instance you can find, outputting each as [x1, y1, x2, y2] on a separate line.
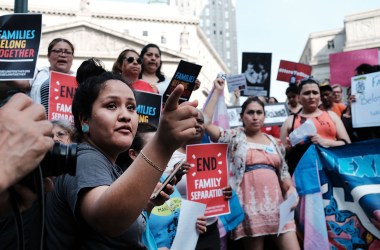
[140, 150, 165, 173]
[337, 139, 348, 145]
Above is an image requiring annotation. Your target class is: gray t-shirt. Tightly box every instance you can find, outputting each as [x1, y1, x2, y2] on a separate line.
[45, 143, 147, 249]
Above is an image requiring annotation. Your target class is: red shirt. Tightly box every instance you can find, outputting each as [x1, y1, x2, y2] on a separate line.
[261, 126, 280, 138]
[131, 80, 157, 94]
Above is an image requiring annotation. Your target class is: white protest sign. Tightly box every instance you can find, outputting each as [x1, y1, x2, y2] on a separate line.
[351, 72, 380, 128]
[226, 73, 246, 92]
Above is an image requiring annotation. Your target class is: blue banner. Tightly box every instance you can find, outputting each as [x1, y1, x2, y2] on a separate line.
[294, 139, 380, 249]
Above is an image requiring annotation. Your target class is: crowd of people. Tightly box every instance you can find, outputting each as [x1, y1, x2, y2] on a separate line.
[0, 36, 379, 250]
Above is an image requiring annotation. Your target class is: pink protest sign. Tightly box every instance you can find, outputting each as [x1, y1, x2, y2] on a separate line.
[329, 48, 378, 87]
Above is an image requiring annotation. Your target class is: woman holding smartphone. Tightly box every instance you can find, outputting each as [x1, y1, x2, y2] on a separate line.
[45, 71, 199, 249]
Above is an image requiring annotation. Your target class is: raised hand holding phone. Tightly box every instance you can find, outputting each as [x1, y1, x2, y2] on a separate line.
[150, 158, 186, 199]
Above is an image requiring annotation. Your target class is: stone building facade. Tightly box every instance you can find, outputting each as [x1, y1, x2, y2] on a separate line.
[299, 8, 380, 82]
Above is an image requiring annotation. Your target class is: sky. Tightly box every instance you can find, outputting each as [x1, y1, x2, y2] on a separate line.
[236, 0, 380, 101]
[105, 0, 380, 101]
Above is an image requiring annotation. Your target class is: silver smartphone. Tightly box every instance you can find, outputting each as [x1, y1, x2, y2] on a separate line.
[150, 158, 186, 199]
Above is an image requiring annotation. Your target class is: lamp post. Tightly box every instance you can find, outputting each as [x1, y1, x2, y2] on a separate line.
[14, 0, 28, 13]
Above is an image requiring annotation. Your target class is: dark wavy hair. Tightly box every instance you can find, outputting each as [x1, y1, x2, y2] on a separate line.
[139, 43, 165, 83]
[76, 58, 106, 85]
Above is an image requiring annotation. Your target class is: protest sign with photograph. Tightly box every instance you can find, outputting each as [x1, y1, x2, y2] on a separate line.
[134, 90, 162, 127]
[264, 103, 289, 126]
[226, 73, 246, 92]
[48, 71, 77, 123]
[329, 48, 378, 87]
[186, 143, 229, 217]
[162, 60, 202, 104]
[0, 14, 42, 80]
[241, 52, 272, 97]
[351, 71, 380, 128]
[276, 60, 312, 84]
[227, 106, 242, 128]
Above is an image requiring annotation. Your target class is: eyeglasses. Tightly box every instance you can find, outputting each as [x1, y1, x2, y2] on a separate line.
[123, 56, 142, 64]
[50, 49, 73, 56]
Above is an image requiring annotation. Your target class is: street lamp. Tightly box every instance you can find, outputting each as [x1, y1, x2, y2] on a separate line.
[14, 0, 28, 13]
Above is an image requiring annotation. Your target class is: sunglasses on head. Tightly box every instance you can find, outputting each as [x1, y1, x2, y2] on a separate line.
[124, 56, 142, 64]
[300, 76, 319, 85]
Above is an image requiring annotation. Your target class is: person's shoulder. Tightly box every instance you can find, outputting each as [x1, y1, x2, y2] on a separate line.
[338, 102, 346, 110]
[326, 110, 339, 120]
[132, 80, 157, 94]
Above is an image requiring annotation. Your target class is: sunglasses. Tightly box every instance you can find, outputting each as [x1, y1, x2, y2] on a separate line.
[123, 56, 142, 64]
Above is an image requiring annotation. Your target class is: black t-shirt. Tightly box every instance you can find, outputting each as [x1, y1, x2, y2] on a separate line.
[45, 143, 146, 249]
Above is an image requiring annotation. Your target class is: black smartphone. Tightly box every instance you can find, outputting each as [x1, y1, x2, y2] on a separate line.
[150, 158, 186, 199]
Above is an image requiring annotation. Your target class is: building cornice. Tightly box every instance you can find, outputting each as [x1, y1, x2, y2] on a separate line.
[344, 8, 380, 22]
[91, 12, 198, 25]
[0, 5, 77, 16]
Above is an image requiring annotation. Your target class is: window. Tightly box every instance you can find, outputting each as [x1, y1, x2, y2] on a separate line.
[327, 40, 334, 49]
[161, 35, 166, 44]
[213, 30, 216, 35]
[225, 22, 229, 29]
[143, 31, 148, 36]
[219, 30, 223, 35]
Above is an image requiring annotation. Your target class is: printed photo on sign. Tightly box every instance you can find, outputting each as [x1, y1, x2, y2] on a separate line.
[241, 52, 272, 97]
[186, 143, 230, 217]
[48, 71, 77, 123]
[227, 106, 242, 128]
[351, 72, 380, 128]
[134, 90, 162, 127]
[162, 60, 202, 105]
[0, 14, 42, 80]
[264, 103, 289, 126]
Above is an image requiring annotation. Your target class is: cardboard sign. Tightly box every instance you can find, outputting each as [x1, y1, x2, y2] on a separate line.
[186, 143, 230, 217]
[276, 60, 312, 83]
[264, 103, 289, 126]
[241, 52, 272, 97]
[329, 49, 378, 87]
[48, 71, 77, 123]
[0, 14, 42, 80]
[226, 73, 246, 92]
[162, 60, 202, 104]
[134, 90, 162, 127]
[351, 71, 380, 128]
[227, 106, 242, 128]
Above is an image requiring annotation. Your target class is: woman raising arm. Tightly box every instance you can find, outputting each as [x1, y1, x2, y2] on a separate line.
[203, 78, 299, 250]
